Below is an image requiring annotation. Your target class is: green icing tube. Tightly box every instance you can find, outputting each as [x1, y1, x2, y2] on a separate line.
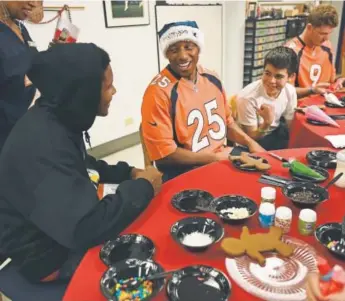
[283, 160, 325, 180]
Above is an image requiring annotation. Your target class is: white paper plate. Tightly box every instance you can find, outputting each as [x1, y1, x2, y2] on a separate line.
[225, 236, 317, 301]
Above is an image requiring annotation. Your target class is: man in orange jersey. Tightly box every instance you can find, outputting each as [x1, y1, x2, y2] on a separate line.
[286, 4, 345, 98]
[141, 21, 265, 182]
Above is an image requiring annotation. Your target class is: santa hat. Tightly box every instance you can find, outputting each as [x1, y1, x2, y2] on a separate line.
[158, 21, 204, 58]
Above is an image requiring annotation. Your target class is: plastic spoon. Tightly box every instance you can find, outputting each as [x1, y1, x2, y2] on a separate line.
[325, 172, 344, 189]
[124, 269, 180, 290]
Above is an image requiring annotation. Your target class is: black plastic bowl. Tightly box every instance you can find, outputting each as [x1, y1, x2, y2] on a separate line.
[166, 265, 231, 301]
[100, 234, 155, 266]
[170, 217, 224, 252]
[315, 223, 345, 260]
[100, 259, 165, 301]
[171, 189, 214, 213]
[306, 118, 328, 126]
[212, 195, 258, 224]
[282, 182, 328, 208]
[306, 150, 337, 169]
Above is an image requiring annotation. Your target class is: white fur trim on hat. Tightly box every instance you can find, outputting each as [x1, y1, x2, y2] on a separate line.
[159, 25, 204, 58]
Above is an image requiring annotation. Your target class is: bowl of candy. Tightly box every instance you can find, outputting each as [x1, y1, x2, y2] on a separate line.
[170, 217, 224, 252]
[100, 258, 165, 301]
[315, 223, 345, 260]
[282, 182, 328, 208]
[211, 195, 258, 224]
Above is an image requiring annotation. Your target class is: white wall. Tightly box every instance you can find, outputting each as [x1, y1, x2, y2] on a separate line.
[156, 5, 223, 78]
[222, 1, 246, 96]
[26, 1, 159, 147]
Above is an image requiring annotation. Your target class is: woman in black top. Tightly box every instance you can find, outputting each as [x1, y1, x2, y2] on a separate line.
[0, 1, 39, 152]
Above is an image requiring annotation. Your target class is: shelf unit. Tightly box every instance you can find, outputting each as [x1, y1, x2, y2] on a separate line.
[243, 18, 288, 87]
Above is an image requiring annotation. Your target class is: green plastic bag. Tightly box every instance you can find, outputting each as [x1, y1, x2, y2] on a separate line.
[283, 160, 325, 180]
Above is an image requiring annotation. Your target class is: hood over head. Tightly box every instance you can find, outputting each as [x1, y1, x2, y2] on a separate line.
[27, 43, 110, 132]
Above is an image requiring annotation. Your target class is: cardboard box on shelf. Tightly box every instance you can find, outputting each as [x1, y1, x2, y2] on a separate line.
[285, 9, 300, 17]
[296, 4, 305, 14]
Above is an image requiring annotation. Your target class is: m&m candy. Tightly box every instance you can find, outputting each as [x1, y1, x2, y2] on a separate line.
[113, 277, 153, 301]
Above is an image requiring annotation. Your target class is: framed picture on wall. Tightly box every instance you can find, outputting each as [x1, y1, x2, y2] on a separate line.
[103, 0, 150, 28]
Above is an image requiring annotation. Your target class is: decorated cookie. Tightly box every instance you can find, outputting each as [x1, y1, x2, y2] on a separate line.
[221, 226, 294, 266]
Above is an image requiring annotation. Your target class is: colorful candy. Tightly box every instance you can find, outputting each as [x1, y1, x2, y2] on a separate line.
[113, 277, 153, 301]
[327, 240, 339, 249]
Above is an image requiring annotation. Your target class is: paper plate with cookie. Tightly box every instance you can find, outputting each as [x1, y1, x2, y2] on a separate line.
[229, 152, 271, 172]
[222, 226, 317, 301]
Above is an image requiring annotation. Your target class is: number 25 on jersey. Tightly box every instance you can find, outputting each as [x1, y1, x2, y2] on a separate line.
[188, 99, 226, 152]
[151, 75, 171, 88]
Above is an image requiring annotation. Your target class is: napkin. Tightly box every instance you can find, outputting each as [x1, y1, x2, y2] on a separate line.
[325, 135, 345, 149]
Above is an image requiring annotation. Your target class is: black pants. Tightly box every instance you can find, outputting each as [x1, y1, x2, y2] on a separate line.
[157, 164, 196, 183]
[258, 122, 289, 151]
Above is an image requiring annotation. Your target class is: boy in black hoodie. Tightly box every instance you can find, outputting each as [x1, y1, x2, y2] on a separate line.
[0, 43, 162, 283]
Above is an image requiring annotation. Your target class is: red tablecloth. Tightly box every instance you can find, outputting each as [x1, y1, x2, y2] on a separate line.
[289, 94, 345, 149]
[63, 148, 345, 301]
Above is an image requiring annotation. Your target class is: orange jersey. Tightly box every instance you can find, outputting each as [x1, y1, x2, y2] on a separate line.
[286, 37, 335, 88]
[141, 65, 233, 161]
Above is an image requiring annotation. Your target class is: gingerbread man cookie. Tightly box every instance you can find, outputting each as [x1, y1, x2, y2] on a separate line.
[229, 152, 271, 171]
[221, 226, 294, 266]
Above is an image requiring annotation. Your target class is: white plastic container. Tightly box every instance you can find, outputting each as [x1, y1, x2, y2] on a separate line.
[298, 209, 317, 236]
[261, 187, 276, 203]
[259, 202, 275, 228]
[274, 206, 292, 234]
[334, 150, 345, 188]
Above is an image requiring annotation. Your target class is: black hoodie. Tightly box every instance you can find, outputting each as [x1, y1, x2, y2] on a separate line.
[0, 43, 154, 282]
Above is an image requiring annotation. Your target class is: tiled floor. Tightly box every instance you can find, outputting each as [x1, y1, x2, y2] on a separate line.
[103, 144, 144, 168]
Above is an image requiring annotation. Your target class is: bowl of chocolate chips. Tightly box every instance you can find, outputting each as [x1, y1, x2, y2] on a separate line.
[282, 182, 329, 208]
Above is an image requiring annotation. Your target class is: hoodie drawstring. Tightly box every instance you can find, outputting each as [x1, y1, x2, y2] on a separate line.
[84, 131, 92, 149]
